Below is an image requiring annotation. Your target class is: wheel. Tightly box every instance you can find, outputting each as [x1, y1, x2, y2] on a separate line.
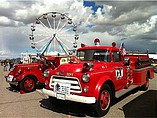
[20, 76, 37, 92]
[140, 74, 149, 91]
[92, 84, 112, 117]
[29, 12, 79, 55]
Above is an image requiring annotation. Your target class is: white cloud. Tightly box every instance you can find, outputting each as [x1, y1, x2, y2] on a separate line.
[0, 0, 10, 8]
[0, 16, 11, 25]
[0, 0, 157, 59]
[125, 15, 157, 36]
[0, 50, 7, 55]
[78, 31, 120, 47]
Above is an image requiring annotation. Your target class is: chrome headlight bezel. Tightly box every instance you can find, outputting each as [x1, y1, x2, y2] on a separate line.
[43, 70, 50, 77]
[82, 73, 90, 83]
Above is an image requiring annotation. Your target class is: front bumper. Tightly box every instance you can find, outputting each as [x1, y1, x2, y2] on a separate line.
[42, 88, 96, 104]
[5, 75, 18, 86]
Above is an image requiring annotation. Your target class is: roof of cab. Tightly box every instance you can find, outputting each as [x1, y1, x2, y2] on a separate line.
[77, 45, 119, 51]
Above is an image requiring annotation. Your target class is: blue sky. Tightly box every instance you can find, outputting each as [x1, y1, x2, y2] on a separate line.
[84, 1, 103, 14]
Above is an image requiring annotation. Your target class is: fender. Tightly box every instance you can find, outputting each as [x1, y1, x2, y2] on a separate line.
[19, 71, 44, 83]
[93, 75, 114, 100]
[47, 68, 56, 75]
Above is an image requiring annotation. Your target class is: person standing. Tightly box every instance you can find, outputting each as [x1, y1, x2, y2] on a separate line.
[3, 61, 8, 71]
[9, 60, 14, 71]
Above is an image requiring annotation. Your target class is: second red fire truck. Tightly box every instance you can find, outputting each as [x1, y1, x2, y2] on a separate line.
[5, 55, 72, 93]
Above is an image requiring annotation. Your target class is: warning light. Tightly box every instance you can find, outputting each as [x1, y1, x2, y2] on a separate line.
[94, 38, 100, 46]
[112, 42, 116, 47]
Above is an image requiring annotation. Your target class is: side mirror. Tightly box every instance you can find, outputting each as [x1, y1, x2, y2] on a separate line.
[124, 57, 130, 66]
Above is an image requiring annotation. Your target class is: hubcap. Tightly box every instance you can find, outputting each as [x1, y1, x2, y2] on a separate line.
[100, 90, 110, 110]
[24, 79, 34, 91]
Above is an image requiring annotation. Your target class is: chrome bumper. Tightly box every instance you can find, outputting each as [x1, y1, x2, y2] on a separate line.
[5, 76, 18, 86]
[42, 88, 96, 104]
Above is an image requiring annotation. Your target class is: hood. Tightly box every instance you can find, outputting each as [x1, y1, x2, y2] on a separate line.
[14, 62, 40, 68]
[56, 61, 110, 75]
[57, 63, 83, 74]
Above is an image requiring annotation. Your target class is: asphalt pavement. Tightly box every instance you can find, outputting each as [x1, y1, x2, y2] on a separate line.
[0, 66, 156, 118]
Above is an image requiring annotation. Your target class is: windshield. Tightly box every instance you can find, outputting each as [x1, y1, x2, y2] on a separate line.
[32, 58, 40, 63]
[77, 49, 111, 62]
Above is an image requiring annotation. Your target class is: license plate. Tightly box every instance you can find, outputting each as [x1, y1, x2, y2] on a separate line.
[54, 82, 70, 95]
[7, 75, 14, 82]
[56, 94, 65, 100]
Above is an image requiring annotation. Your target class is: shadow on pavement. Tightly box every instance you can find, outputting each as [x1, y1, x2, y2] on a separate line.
[6, 87, 19, 93]
[6, 84, 44, 94]
[122, 90, 157, 118]
[39, 98, 93, 117]
[39, 89, 157, 117]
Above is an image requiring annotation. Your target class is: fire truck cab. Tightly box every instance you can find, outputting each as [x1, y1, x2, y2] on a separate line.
[42, 39, 154, 116]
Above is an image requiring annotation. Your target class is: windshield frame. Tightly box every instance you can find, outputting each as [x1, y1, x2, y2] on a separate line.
[77, 49, 111, 62]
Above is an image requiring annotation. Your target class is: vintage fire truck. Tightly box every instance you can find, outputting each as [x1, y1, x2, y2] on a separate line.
[5, 55, 71, 93]
[42, 39, 154, 116]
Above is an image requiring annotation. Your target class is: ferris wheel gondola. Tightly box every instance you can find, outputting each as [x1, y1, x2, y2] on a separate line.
[29, 12, 79, 55]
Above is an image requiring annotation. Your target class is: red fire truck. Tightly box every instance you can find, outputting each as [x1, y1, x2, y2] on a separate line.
[42, 39, 154, 116]
[5, 55, 71, 93]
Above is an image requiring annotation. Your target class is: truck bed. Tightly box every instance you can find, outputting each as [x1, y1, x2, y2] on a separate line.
[125, 54, 152, 69]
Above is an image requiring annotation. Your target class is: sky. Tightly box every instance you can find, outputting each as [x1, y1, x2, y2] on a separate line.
[0, 0, 156, 59]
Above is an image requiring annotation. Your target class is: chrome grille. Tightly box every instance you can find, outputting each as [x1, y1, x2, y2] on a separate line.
[50, 75, 82, 93]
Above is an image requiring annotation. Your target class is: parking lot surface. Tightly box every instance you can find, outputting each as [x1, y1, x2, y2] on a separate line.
[0, 66, 156, 118]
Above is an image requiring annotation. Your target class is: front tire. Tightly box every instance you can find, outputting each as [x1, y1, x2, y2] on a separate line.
[92, 84, 112, 117]
[20, 76, 37, 92]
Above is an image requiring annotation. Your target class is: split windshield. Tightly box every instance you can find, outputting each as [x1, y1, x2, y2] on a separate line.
[77, 49, 111, 62]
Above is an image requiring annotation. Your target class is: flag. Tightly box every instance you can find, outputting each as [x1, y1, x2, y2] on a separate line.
[119, 42, 126, 55]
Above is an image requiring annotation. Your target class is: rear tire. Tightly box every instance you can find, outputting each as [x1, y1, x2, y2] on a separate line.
[140, 74, 149, 91]
[92, 84, 112, 117]
[20, 76, 37, 92]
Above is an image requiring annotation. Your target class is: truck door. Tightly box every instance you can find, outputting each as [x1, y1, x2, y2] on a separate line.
[112, 51, 126, 90]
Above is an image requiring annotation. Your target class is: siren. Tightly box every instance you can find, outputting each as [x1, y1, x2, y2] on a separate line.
[112, 42, 116, 47]
[94, 38, 100, 46]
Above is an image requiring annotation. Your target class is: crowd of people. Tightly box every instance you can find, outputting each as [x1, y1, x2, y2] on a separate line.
[1, 60, 14, 71]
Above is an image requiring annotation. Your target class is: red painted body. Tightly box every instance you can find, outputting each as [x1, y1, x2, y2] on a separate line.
[43, 43, 154, 116]
[5, 55, 71, 93]
[6, 62, 44, 83]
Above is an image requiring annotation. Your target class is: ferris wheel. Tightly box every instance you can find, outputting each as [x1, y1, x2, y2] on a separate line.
[29, 12, 79, 55]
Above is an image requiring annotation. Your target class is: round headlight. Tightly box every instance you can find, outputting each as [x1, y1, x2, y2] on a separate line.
[43, 70, 50, 77]
[82, 73, 90, 83]
[45, 79, 49, 86]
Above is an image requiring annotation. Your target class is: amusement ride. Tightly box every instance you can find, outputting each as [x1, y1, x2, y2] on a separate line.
[29, 11, 79, 56]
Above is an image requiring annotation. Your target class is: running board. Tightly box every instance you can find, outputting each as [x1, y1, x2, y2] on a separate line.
[115, 85, 138, 98]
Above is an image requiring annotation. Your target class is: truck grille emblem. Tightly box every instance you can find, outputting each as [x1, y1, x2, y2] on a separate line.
[60, 70, 65, 76]
[55, 83, 60, 91]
